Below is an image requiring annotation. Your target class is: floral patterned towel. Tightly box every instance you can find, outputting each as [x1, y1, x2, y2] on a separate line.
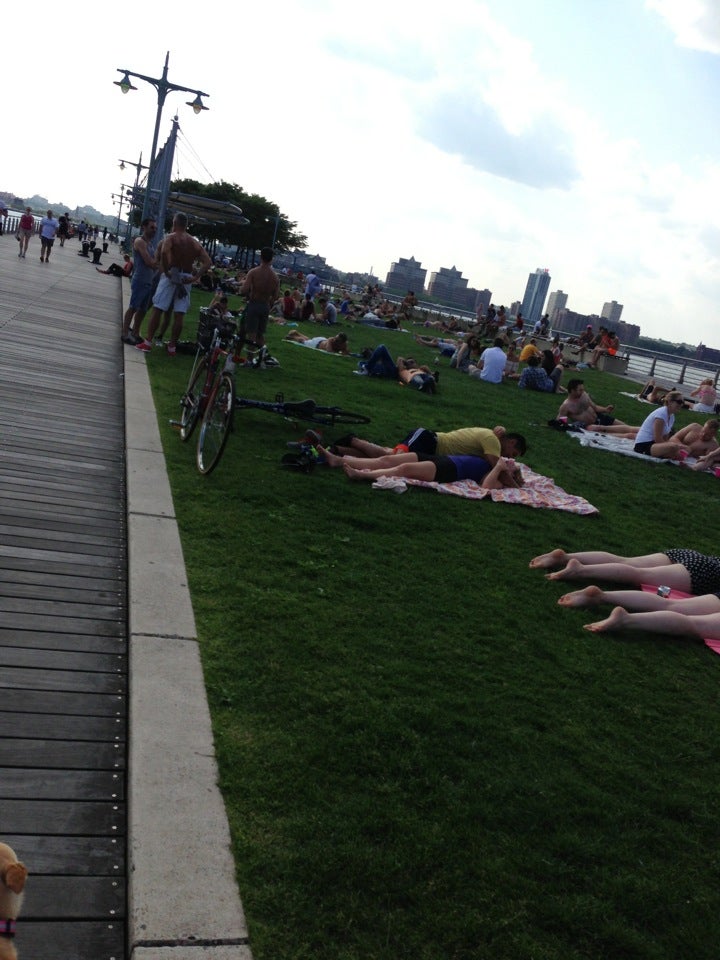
[403, 466, 599, 515]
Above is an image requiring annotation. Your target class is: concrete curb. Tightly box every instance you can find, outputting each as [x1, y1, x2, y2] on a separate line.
[121, 284, 253, 960]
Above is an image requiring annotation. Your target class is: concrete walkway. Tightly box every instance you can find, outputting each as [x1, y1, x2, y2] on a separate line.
[123, 288, 252, 960]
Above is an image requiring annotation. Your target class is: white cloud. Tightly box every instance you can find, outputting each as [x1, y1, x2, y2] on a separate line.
[646, 0, 720, 54]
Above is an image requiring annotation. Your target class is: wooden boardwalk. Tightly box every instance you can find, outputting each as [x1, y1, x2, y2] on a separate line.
[0, 237, 127, 958]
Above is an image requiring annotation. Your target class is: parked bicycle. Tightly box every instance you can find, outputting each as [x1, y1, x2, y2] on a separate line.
[172, 309, 370, 476]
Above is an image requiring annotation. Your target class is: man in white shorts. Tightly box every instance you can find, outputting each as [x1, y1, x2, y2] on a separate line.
[137, 212, 212, 356]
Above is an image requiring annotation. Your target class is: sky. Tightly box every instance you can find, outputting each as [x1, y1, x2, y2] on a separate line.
[4, 0, 720, 344]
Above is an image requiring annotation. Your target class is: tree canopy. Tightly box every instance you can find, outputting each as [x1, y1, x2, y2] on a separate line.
[168, 179, 307, 263]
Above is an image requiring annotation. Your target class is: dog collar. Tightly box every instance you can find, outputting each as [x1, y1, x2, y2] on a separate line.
[0, 919, 16, 937]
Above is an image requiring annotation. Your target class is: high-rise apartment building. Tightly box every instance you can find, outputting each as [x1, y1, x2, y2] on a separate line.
[427, 265, 472, 309]
[385, 256, 427, 295]
[601, 300, 624, 326]
[546, 290, 568, 322]
[475, 289, 493, 315]
[520, 268, 551, 326]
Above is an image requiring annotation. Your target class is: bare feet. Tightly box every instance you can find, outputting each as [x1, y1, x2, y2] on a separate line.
[558, 585, 604, 608]
[584, 606, 629, 633]
[529, 548, 568, 569]
[546, 558, 585, 581]
[317, 445, 343, 468]
[343, 463, 367, 481]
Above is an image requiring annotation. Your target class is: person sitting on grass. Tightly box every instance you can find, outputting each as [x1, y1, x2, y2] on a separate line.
[529, 547, 720, 596]
[334, 425, 527, 466]
[631, 391, 689, 459]
[451, 336, 483, 373]
[517, 354, 563, 392]
[556, 378, 622, 428]
[283, 330, 349, 354]
[555, 584, 720, 641]
[97, 254, 133, 278]
[689, 378, 718, 414]
[320, 446, 523, 487]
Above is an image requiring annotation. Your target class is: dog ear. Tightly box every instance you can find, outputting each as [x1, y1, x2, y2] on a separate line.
[3, 863, 28, 894]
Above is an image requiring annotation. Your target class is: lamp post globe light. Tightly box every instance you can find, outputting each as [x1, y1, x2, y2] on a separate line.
[114, 52, 209, 223]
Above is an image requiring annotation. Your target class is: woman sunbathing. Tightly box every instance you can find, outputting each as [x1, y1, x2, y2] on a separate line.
[529, 548, 720, 595]
[320, 447, 523, 487]
[284, 330, 349, 354]
[556, 585, 720, 641]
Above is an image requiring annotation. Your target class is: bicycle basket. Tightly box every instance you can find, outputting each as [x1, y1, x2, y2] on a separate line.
[197, 309, 237, 350]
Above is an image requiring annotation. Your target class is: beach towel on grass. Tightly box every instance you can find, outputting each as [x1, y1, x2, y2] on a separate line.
[397, 465, 598, 514]
[640, 584, 720, 656]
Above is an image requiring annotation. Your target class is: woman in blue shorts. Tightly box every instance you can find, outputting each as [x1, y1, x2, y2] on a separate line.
[319, 446, 523, 487]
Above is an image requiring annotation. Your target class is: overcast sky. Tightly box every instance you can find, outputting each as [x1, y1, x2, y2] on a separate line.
[5, 0, 719, 344]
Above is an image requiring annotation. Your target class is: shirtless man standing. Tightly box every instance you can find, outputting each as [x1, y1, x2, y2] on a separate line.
[137, 212, 212, 356]
[241, 247, 280, 349]
[556, 378, 624, 427]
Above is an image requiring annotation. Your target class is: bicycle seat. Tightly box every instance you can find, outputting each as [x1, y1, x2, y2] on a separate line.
[282, 399, 317, 418]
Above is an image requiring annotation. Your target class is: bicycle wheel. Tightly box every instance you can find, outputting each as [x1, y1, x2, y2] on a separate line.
[179, 357, 208, 442]
[196, 373, 236, 475]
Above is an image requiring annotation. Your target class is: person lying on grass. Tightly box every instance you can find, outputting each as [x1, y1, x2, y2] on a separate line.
[357, 345, 438, 393]
[283, 330, 349, 354]
[529, 548, 720, 596]
[320, 446, 523, 487]
[334, 425, 527, 466]
[555, 585, 720, 641]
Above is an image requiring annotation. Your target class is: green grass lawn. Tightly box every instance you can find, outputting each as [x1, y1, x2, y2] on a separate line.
[146, 300, 720, 960]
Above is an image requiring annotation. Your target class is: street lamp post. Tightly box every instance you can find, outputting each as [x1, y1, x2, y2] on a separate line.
[265, 210, 281, 249]
[111, 189, 130, 237]
[114, 52, 209, 223]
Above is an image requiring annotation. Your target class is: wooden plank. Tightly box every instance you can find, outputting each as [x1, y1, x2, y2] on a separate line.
[0, 613, 123, 636]
[0, 544, 123, 571]
[0, 647, 124, 674]
[0, 713, 124, 743]
[22, 876, 125, 918]
[0, 578, 123, 603]
[0, 552, 124, 581]
[0, 769, 124, 800]
[0, 741, 125, 770]
[0, 595, 123, 622]
[0, 630, 125, 655]
[0, 666, 125, 693]
[18, 920, 124, 960]
[0, 689, 125, 716]
[1, 798, 125, 833]
[1, 835, 124, 874]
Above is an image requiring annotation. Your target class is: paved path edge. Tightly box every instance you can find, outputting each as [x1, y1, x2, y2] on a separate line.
[121, 285, 253, 960]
